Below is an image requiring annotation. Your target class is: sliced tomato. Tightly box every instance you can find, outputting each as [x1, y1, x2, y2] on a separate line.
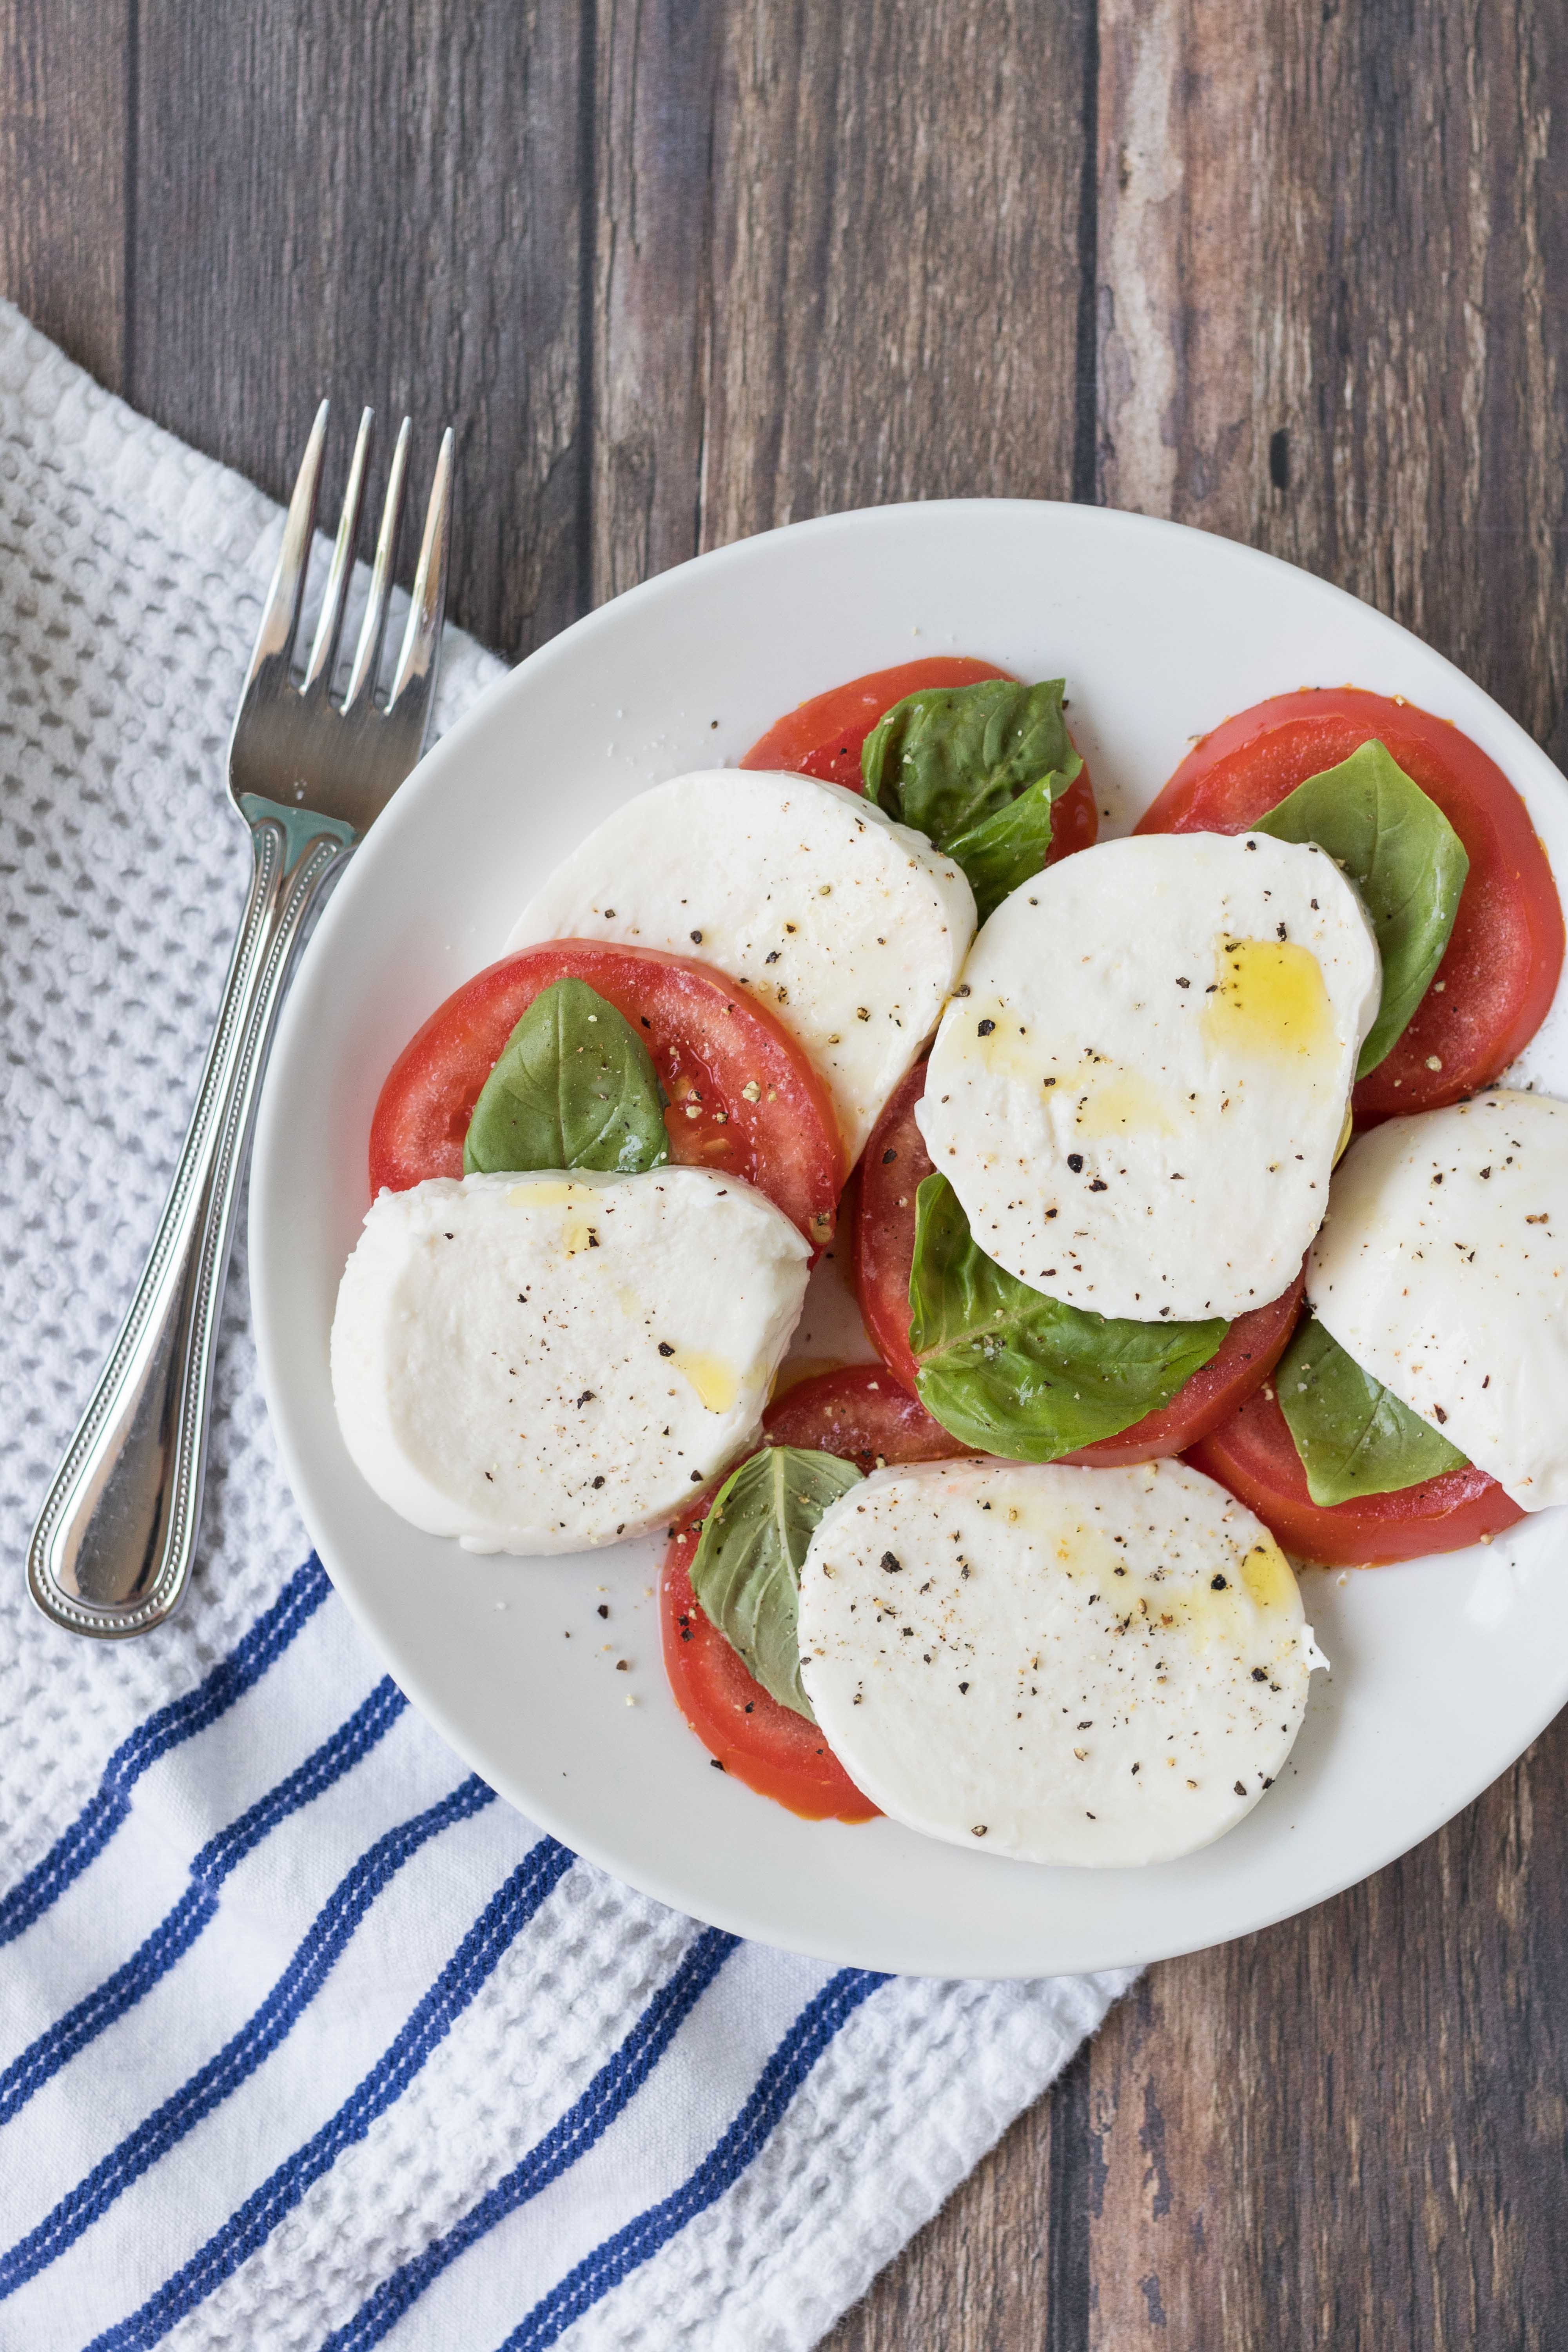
[367, 939, 843, 1244]
[1056, 1274, 1304, 1467]
[657, 1363, 964, 1820]
[659, 1528, 877, 1823]
[853, 1062, 1300, 1459]
[741, 657, 1012, 788]
[740, 655, 1099, 871]
[1186, 1382, 1524, 1568]
[1044, 767, 1100, 865]
[762, 1361, 970, 1470]
[1136, 688, 1565, 1124]
[851, 1061, 933, 1394]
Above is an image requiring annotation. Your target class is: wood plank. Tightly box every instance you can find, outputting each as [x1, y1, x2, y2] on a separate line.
[11, 8, 1561, 2345]
[702, 0, 1093, 549]
[128, 0, 587, 658]
[1096, 0, 1568, 742]
[592, 0, 1093, 598]
[1091, 5, 1568, 2345]
[826, 2083, 1061, 2351]
[592, 4, 1091, 2338]
[589, 0, 720, 604]
[590, 9, 1090, 2339]
[0, 0, 128, 391]
[1086, 1710, 1568, 2352]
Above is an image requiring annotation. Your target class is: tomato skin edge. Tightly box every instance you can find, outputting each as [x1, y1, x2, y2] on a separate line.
[854, 1064, 1306, 1462]
[1044, 766, 1100, 866]
[655, 1363, 969, 1821]
[1136, 686, 1565, 1127]
[740, 657, 1013, 789]
[1057, 1271, 1305, 1468]
[739, 656, 1100, 873]
[1185, 1382, 1525, 1568]
[763, 1361, 970, 1470]
[851, 1065, 929, 1397]
[367, 937, 845, 1246]
[659, 1519, 878, 1823]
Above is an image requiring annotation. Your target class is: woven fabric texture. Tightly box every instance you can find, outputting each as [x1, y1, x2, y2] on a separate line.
[0, 302, 1132, 2352]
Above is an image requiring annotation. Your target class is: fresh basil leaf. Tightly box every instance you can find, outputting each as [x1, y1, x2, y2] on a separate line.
[861, 680, 1083, 921]
[907, 1174, 1227, 1459]
[463, 977, 669, 1177]
[940, 772, 1074, 923]
[1275, 1315, 1467, 1505]
[690, 1446, 864, 1720]
[1253, 737, 1468, 1078]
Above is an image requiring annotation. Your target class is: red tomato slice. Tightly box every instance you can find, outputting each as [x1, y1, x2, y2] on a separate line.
[853, 1062, 1304, 1460]
[740, 656, 1100, 871]
[741, 657, 1012, 788]
[762, 1361, 971, 1470]
[851, 1062, 932, 1395]
[657, 1363, 964, 1821]
[659, 1532, 877, 1823]
[1055, 1274, 1304, 1467]
[1136, 688, 1565, 1125]
[1044, 767, 1100, 865]
[367, 940, 844, 1245]
[1186, 1382, 1524, 1568]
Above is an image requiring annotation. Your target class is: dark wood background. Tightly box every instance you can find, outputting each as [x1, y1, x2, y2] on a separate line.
[5, 4, 1566, 2343]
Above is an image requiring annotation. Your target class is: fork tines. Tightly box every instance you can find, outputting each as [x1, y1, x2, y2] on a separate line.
[252, 401, 453, 720]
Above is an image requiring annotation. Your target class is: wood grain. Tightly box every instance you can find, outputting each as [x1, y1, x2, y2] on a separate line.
[129, 0, 588, 659]
[1087, 1708, 1568, 2352]
[590, 31, 1094, 2319]
[2, 5, 1566, 2344]
[1096, 0, 1568, 743]
[1080, 8, 1568, 2345]
[0, 0, 127, 391]
[591, 0, 1093, 596]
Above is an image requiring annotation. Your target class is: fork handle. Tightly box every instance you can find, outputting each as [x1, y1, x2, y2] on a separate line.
[27, 799, 356, 1638]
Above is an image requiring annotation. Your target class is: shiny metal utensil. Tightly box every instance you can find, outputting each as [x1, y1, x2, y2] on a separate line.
[28, 404, 454, 1639]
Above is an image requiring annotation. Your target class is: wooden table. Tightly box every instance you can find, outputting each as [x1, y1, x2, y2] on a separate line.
[5, 5, 1564, 2341]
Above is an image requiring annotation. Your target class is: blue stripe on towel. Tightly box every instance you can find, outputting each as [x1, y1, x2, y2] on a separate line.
[0, 1556, 331, 1949]
[83, 1835, 574, 2352]
[0, 1676, 407, 2127]
[497, 1967, 889, 2352]
[0, 1773, 500, 2300]
[319, 1924, 740, 2352]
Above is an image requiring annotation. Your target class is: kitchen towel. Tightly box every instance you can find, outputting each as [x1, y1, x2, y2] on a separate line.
[0, 300, 1133, 2352]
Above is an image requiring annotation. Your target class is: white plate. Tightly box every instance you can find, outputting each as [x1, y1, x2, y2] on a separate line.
[249, 501, 1568, 1978]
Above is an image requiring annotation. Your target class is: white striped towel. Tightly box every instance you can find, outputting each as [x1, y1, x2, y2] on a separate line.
[0, 301, 1135, 2351]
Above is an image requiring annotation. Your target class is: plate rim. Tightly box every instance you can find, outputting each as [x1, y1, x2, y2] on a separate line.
[250, 494, 1568, 1977]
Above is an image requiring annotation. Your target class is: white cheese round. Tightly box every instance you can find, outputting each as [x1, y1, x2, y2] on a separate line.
[916, 831, 1381, 1320]
[1307, 1089, 1568, 1511]
[507, 768, 976, 1165]
[332, 1167, 810, 1555]
[798, 1454, 1323, 1867]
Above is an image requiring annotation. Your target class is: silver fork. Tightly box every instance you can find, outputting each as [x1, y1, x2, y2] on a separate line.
[28, 404, 454, 1639]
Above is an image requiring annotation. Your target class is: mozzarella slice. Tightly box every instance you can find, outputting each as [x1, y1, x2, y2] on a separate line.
[917, 831, 1381, 1320]
[332, 1166, 809, 1555]
[507, 769, 976, 1164]
[1307, 1089, 1568, 1510]
[798, 1454, 1322, 1867]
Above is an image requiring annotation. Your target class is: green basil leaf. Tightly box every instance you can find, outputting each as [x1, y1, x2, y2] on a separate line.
[1253, 737, 1468, 1077]
[861, 679, 1083, 921]
[690, 1446, 864, 1719]
[908, 1174, 1228, 1459]
[463, 977, 669, 1177]
[939, 772, 1074, 924]
[1275, 1315, 1468, 1505]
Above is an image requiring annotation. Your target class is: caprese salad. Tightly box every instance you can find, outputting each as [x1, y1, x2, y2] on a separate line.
[330, 657, 1566, 1868]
